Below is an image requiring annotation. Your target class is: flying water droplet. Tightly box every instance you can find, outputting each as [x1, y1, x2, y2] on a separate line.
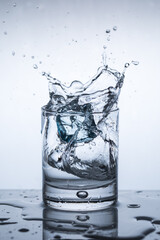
[131, 61, 139, 66]
[127, 204, 141, 208]
[113, 26, 117, 31]
[106, 29, 110, 33]
[33, 64, 38, 69]
[125, 63, 130, 68]
[76, 191, 88, 199]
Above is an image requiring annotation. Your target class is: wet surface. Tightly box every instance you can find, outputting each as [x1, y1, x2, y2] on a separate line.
[0, 190, 160, 239]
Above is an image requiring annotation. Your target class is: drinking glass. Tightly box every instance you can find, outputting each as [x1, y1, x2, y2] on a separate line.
[42, 107, 119, 210]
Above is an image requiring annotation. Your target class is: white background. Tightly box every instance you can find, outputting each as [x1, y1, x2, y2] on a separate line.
[0, 0, 160, 190]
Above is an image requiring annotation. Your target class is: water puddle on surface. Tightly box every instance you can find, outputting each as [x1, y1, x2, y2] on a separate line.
[0, 190, 160, 239]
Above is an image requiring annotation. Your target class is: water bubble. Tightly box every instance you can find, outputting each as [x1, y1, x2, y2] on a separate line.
[13, 3, 16, 7]
[107, 37, 110, 41]
[33, 64, 38, 69]
[113, 26, 117, 31]
[103, 45, 107, 49]
[31, 56, 35, 59]
[18, 228, 29, 232]
[4, 31, 7, 35]
[22, 54, 26, 58]
[77, 215, 89, 222]
[132, 61, 139, 66]
[2, 20, 5, 23]
[76, 191, 88, 199]
[39, 61, 42, 64]
[127, 204, 141, 208]
[106, 29, 110, 33]
[12, 51, 15, 56]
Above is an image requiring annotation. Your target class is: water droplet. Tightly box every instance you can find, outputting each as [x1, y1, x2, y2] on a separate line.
[18, 228, 29, 232]
[39, 61, 42, 64]
[22, 54, 26, 58]
[113, 26, 117, 31]
[13, 3, 16, 7]
[31, 56, 35, 59]
[33, 64, 38, 69]
[106, 29, 110, 33]
[47, 54, 50, 57]
[127, 204, 141, 208]
[103, 45, 107, 49]
[10, 237, 14, 239]
[107, 37, 110, 41]
[132, 60, 139, 66]
[4, 31, 7, 35]
[77, 215, 89, 222]
[77, 191, 88, 199]
[125, 63, 130, 68]
[12, 51, 15, 56]
[2, 20, 5, 23]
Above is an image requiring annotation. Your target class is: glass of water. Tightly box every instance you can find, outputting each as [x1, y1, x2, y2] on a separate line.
[42, 106, 119, 211]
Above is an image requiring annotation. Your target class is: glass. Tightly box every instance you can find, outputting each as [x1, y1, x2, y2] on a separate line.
[42, 107, 119, 211]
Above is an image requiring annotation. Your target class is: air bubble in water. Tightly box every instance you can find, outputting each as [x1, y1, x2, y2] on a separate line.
[127, 204, 141, 208]
[33, 64, 38, 69]
[77, 215, 89, 222]
[77, 191, 88, 199]
[113, 26, 117, 31]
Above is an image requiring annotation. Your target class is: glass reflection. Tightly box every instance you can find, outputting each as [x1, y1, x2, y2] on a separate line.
[43, 205, 118, 239]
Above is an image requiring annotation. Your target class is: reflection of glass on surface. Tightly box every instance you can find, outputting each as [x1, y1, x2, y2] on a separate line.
[43, 206, 118, 239]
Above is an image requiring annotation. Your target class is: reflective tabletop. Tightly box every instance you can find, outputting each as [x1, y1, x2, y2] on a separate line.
[0, 190, 160, 240]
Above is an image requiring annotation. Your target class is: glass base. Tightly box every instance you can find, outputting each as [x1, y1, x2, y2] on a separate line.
[43, 181, 117, 211]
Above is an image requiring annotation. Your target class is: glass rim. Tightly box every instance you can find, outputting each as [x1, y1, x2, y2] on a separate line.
[41, 105, 119, 115]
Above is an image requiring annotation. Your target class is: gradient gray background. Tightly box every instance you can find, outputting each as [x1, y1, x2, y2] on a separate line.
[0, 0, 160, 189]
